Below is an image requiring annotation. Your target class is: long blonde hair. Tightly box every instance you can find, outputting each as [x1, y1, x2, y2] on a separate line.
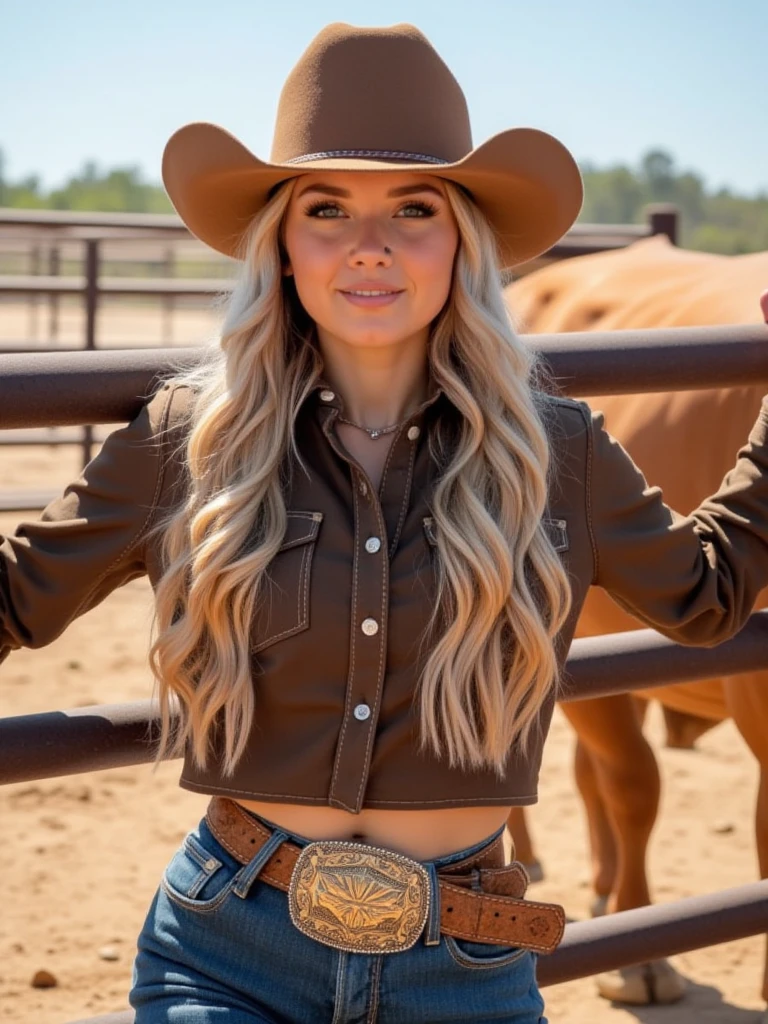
[148, 177, 572, 778]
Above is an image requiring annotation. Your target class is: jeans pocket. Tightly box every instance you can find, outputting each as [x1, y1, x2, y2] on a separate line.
[444, 935, 529, 970]
[160, 829, 241, 915]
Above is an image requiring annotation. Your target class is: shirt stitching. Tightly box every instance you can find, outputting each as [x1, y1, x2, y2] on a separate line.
[579, 402, 599, 583]
[180, 776, 537, 805]
[181, 777, 329, 800]
[330, 472, 360, 800]
[66, 384, 173, 624]
[354, 492, 389, 810]
[389, 435, 417, 560]
[377, 422, 402, 498]
[251, 542, 313, 652]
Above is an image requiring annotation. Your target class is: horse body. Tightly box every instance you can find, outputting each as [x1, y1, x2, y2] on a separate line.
[505, 235, 768, 1005]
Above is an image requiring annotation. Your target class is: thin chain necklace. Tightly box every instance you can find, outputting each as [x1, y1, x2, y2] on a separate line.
[336, 414, 411, 440]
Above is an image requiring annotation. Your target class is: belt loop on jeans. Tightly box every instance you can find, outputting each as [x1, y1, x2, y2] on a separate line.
[232, 828, 290, 899]
[423, 861, 442, 946]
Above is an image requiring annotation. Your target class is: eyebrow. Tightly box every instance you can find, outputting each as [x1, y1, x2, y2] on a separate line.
[296, 182, 445, 200]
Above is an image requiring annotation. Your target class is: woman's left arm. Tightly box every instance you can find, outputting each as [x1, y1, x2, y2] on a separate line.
[587, 293, 768, 646]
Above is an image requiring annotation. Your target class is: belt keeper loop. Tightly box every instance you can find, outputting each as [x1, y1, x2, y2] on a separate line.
[423, 862, 441, 946]
[233, 829, 290, 899]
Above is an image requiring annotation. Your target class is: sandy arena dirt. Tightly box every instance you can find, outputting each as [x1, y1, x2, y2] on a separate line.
[1, 301, 766, 1022]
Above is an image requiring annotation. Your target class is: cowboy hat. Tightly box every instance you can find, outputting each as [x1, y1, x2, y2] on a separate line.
[162, 22, 583, 268]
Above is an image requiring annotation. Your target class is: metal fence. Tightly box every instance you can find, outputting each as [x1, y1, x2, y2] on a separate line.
[2, 327, 768, 1022]
[0, 204, 679, 497]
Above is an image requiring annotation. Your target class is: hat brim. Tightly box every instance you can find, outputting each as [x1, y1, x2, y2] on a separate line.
[162, 122, 583, 268]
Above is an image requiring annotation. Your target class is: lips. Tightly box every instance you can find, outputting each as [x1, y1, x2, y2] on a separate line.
[339, 286, 404, 296]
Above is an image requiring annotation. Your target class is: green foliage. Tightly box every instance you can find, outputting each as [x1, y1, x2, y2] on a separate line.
[578, 148, 767, 253]
[1, 145, 766, 254]
[0, 147, 175, 215]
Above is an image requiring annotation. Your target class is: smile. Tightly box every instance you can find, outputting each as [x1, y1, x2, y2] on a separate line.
[339, 289, 404, 307]
[341, 289, 403, 296]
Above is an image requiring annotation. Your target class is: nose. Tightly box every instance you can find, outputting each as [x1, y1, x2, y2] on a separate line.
[347, 219, 393, 269]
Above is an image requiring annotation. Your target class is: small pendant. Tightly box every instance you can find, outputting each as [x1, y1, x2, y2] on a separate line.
[369, 430, 381, 439]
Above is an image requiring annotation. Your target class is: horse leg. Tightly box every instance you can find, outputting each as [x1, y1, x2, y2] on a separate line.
[562, 694, 686, 1004]
[660, 705, 720, 750]
[727, 679, 768, 1007]
[572, 737, 617, 912]
[506, 807, 544, 882]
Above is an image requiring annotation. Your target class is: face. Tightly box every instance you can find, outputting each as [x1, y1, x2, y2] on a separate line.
[281, 171, 459, 353]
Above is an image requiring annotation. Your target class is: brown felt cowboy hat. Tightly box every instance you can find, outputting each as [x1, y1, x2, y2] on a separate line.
[162, 23, 583, 269]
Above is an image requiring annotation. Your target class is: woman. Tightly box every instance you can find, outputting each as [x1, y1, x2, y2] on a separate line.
[3, 23, 768, 1024]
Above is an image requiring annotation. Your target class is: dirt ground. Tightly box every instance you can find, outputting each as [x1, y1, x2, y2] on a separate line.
[1, 301, 767, 1022]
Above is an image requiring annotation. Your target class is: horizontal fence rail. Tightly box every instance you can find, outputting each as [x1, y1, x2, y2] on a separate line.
[2, 324, 768, 432]
[61, 880, 768, 1023]
[0, 205, 678, 252]
[4, 614, 768, 786]
[0, 274, 231, 298]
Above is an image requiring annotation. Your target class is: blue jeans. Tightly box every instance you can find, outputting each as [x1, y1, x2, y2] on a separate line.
[129, 810, 547, 1023]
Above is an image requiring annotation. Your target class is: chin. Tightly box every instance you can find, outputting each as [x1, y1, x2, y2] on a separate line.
[339, 327, 410, 348]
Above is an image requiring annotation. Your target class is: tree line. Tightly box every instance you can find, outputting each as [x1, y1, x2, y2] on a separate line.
[1, 147, 766, 255]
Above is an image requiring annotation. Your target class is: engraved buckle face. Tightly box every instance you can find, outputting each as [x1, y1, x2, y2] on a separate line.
[287, 840, 430, 954]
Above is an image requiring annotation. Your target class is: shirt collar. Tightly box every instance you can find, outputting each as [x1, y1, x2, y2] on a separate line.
[310, 373, 446, 421]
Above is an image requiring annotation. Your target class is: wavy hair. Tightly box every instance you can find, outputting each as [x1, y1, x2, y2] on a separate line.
[148, 176, 572, 778]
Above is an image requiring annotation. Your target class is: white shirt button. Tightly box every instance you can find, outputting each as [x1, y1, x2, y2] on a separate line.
[407, 425, 420, 440]
[365, 537, 381, 554]
[319, 389, 335, 402]
[361, 617, 379, 636]
[353, 703, 371, 721]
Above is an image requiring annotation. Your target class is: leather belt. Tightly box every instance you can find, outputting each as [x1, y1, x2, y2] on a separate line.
[205, 797, 565, 955]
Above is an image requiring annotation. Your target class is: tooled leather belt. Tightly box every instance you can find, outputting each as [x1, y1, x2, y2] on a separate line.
[206, 797, 564, 955]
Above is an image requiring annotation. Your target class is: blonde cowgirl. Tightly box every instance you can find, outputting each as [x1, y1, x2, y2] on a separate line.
[3, 23, 768, 1024]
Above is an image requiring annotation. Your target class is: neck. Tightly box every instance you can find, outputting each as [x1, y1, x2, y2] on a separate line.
[318, 334, 431, 429]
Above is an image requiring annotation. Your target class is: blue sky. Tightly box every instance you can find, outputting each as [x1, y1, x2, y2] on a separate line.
[3, 0, 766, 197]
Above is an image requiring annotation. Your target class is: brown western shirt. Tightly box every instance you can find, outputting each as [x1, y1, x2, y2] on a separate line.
[2, 380, 768, 813]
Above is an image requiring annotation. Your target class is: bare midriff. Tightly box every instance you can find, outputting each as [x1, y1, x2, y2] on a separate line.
[232, 799, 513, 861]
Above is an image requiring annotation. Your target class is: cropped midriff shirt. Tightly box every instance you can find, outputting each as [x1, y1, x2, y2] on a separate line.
[3, 380, 768, 812]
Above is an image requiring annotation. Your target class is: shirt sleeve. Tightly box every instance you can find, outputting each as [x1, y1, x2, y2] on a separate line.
[586, 395, 768, 646]
[0, 383, 182, 663]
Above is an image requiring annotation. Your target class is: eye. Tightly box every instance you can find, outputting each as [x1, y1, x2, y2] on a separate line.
[304, 200, 346, 219]
[396, 200, 439, 218]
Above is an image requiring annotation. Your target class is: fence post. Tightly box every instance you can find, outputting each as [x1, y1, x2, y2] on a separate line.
[162, 245, 175, 344]
[81, 239, 100, 467]
[49, 244, 60, 343]
[646, 204, 679, 246]
[28, 244, 40, 339]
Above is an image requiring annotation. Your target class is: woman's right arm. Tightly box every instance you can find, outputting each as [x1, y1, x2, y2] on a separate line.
[0, 382, 188, 664]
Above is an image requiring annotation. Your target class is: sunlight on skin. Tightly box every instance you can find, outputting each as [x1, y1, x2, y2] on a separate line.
[280, 170, 459, 425]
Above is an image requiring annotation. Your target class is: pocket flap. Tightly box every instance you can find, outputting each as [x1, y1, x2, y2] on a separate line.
[543, 517, 568, 553]
[277, 510, 324, 552]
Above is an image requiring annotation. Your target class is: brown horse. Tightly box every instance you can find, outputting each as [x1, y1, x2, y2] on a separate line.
[505, 235, 768, 1007]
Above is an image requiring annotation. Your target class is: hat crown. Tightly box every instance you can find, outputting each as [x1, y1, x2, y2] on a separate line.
[270, 23, 472, 165]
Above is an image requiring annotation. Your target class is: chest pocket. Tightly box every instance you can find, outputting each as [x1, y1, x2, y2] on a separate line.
[252, 510, 323, 654]
[424, 516, 568, 553]
[543, 517, 569, 554]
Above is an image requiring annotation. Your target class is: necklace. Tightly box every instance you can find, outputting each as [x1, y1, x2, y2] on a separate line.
[336, 414, 411, 440]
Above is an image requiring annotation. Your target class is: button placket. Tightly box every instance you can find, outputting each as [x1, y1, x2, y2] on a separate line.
[328, 474, 389, 813]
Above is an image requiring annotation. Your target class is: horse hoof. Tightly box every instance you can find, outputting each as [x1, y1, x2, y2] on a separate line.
[522, 860, 545, 883]
[590, 894, 609, 917]
[596, 960, 687, 1005]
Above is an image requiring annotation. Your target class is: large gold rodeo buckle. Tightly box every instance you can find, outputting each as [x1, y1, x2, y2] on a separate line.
[287, 840, 431, 954]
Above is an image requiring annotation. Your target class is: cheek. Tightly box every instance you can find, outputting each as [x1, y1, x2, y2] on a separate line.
[286, 234, 339, 303]
[406, 230, 457, 299]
